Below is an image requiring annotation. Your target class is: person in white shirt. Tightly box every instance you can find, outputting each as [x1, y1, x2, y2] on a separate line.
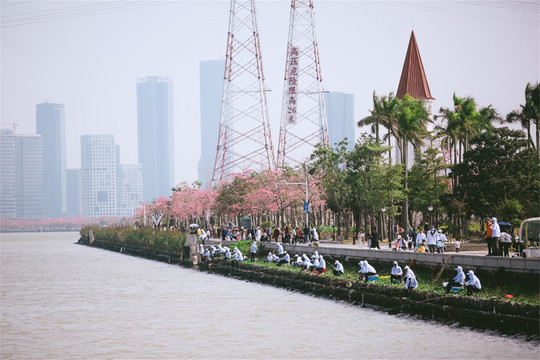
[390, 261, 403, 284]
[293, 254, 302, 268]
[255, 227, 262, 242]
[312, 227, 319, 242]
[250, 241, 258, 261]
[445, 266, 465, 293]
[490, 217, 501, 256]
[199, 244, 204, 256]
[499, 231, 512, 257]
[301, 254, 312, 271]
[224, 248, 232, 260]
[358, 260, 377, 282]
[311, 255, 320, 269]
[276, 242, 284, 256]
[315, 255, 326, 274]
[265, 252, 273, 262]
[277, 252, 290, 266]
[404, 266, 418, 290]
[436, 229, 447, 253]
[333, 260, 344, 276]
[415, 229, 427, 250]
[465, 270, 481, 295]
[426, 227, 437, 253]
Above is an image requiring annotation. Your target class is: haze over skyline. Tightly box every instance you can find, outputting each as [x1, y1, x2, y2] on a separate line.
[2, 0, 539, 187]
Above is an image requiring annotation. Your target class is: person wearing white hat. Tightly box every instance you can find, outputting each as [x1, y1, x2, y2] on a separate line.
[436, 229, 447, 253]
[315, 255, 326, 274]
[301, 254, 312, 271]
[276, 242, 284, 256]
[276, 251, 290, 266]
[444, 266, 465, 293]
[465, 270, 481, 295]
[293, 254, 302, 268]
[255, 227, 262, 242]
[333, 260, 344, 276]
[250, 241, 258, 261]
[358, 260, 377, 282]
[404, 266, 418, 290]
[390, 261, 403, 284]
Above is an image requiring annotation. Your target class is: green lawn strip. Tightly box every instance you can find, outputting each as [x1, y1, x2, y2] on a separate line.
[240, 258, 540, 306]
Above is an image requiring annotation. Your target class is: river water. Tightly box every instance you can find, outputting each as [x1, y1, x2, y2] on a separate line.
[1, 232, 538, 359]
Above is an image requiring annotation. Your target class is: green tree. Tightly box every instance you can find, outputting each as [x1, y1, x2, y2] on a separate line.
[505, 82, 540, 158]
[358, 92, 400, 162]
[408, 138, 450, 227]
[451, 127, 540, 221]
[309, 140, 350, 238]
[395, 94, 431, 234]
[345, 134, 383, 243]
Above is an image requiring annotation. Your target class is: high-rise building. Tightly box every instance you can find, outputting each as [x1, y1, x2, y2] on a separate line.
[36, 102, 67, 218]
[80, 135, 117, 217]
[14, 134, 44, 219]
[0, 129, 16, 218]
[137, 76, 174, 202]
[325, 92, 355, 151]
[66, 169, 81, 217]
[117, 164, 143, 217]
[198, 60, 225, 189]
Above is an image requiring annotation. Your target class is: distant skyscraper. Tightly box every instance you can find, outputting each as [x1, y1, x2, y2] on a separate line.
[117, 164, 143, 217]
[137, 76, 174, 202]
[66, 169, 81, 217]
[1, 129, 16, 218]
[325, 92, 355, 151]
[80, 135, 117, 217]
[198, 60, 225, 189]
[14, 134, 44, 218]
[36, 102, 67, 218]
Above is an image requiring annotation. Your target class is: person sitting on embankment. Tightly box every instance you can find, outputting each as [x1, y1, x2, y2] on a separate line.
[444, 266, 466, 293]
[276, 251, 290, 266]
[390, 261, 403, 284]
[333, 260, 344, 276]
[404, 266, 418, 291]
[313, 255, 326, 274]
[265, 252, 273, 262]
[465, 270, 481, 296]
[293, 254, 302, 268]
[358, 260, 377, 282]
[301, 254, 312, 271]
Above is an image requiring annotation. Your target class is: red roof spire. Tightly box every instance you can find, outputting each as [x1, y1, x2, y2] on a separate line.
[396, 31, 434, 100]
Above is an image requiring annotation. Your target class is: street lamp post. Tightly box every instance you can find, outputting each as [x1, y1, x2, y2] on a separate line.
[381, 206, 389, 247]
[428, 205, 433, 227]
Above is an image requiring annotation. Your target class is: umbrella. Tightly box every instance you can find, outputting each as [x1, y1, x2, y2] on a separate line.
[189, 223, 200, 228]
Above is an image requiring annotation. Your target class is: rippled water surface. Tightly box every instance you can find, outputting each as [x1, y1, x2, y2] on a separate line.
[1, 232, 538, 359]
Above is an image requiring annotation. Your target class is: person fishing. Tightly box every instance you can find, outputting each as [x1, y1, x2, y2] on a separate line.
[333, 260, 344, 276]
[444, 266, 465, 293]
[465, 270, 481, 296]
[390, 261, 403, 284]
[404, 266, 418, 291]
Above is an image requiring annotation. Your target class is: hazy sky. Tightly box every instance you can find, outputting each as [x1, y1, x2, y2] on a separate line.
[2, 0, 539, 186]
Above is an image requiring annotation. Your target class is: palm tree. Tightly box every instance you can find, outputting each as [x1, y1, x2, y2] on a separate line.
[358, 92, 400, 162]
[437, 93, 498, 164]
[395, 94, 431, 234]
[505, 82, 539, 158]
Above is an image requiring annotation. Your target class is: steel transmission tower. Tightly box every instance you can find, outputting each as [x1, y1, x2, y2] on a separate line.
[212, 0, 275, 183]
[277, 0, 329, 168]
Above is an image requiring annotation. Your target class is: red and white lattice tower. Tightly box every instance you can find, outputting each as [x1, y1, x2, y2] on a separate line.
[212, 0, 275, 183]
[276, 0, 329, 168]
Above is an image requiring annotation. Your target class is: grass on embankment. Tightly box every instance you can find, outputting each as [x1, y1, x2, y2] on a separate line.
[240, 255, 540, 306]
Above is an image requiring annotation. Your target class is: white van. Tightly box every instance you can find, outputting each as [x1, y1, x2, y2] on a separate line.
[519, 217, 540, 258]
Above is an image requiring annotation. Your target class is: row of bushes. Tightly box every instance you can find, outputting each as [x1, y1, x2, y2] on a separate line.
[80, 225, 186, 253]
